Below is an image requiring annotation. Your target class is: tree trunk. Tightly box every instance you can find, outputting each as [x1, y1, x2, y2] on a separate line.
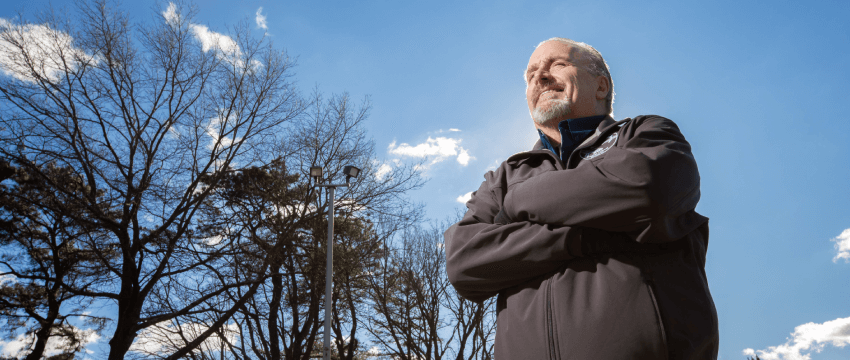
[25, 318, 54, 360]
[107, 318, 138, 360]
[268, 264, 283, 360]
[108, 253, 142, 360]
[26, 277, 64, 360]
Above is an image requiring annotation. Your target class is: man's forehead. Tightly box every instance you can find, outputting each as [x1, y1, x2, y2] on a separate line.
[527, 41, 584, 68]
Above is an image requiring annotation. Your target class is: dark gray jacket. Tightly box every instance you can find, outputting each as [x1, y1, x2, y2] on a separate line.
[445, 115, 718, 360]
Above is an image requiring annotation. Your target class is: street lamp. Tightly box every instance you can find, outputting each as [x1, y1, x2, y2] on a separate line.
[312, 165, 360, 360]
[310, 166, 323, 179]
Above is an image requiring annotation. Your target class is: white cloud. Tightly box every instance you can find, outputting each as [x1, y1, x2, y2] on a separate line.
[274, 202, 319, 218]
[203, 234, 224, 246]
[456, 191, 473, 204]
[163, 3, 262, 71]
[0, 19, 90, 83]
[457, 148, 471, 166]
[0, 274, 16, 285]
[0, 326, 100, 358]
[189, 25, 261, 70]
[435, 128, 461, 134]
[388, 136, 474, 167]
[832, 228, 850, 263]
[191, 24, 240, 57]
[162, 3, 237, 56]
[131, 321, 240, 355]
[485, 159, 502, 172]
[163, 3, 228, 56]
[374, 163, 392, 181]
[167, 124, 180, 139]
[744, 316, 850, 360]
[367, 346, 382, 356]
[255, 7, 268, 30]
[0, 333, 30, 358]
[205, 112, 243, 151]
[202, 224, 242, 246]
[163, 2, 180, 26]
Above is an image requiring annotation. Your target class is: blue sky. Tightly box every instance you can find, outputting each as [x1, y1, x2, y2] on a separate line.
[2, 0, 849, 359]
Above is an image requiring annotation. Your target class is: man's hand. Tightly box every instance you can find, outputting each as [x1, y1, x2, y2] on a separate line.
[494, 209, 673, 257]
[580, 228, 676, 256]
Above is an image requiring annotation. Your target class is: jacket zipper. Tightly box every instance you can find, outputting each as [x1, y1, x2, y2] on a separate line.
[566, 119, 629, 168]
[546, 277, 558, 360]
[644, 272, 670, 359]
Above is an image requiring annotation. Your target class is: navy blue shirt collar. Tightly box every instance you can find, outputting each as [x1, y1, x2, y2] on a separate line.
[537, 114, 608, 161]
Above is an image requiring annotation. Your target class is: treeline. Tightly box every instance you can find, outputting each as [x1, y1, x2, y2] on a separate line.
[0, 1, 494, 359]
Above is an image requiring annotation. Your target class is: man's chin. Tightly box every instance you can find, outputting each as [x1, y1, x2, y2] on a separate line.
[532, 101, 571, 125]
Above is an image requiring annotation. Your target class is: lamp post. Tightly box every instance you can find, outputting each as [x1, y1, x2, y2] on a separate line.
[311, 165, 360, 360]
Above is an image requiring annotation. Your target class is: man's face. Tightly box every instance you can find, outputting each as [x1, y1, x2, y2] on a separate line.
[525, 41, 601, 125]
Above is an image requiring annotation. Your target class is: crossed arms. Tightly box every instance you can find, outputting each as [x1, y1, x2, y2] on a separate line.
[444, 116, 706, 302]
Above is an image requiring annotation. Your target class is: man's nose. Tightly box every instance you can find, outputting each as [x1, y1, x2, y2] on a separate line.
[535, 69, 551, 85]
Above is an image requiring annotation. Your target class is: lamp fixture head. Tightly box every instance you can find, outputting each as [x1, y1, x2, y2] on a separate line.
[343, 165, 360, 183]
[310, 166, 323, 181]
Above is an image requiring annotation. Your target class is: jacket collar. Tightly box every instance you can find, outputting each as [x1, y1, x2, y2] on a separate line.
[532, 115, 616, 157]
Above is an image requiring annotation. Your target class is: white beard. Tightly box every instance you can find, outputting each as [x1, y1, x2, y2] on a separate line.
[532, 99, 572, 125]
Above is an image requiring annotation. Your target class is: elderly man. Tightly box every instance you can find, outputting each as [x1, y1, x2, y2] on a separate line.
[445, 38, 719, 359]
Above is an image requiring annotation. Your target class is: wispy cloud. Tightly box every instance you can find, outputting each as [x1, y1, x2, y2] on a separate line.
[163, 2, 180, 26]
[255, 7, 268, 30]
[190, 24, 240, 56]
[374, 163, 392, 181]
[743, 316, 850, 360]
[204, 112, 242, 150]
[0, 19, 91, 83]
[832, 228, 850, 263]
[167, 124, 180, 139]
[456, 191, 473, 204]
[434, 128, 461, 134]
[388, 136, 474, 167]
[163, 3, 262, 71]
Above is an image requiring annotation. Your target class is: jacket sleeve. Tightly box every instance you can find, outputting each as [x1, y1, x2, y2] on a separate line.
[444, 170, 587, 303]
[503, 116, 704, 243]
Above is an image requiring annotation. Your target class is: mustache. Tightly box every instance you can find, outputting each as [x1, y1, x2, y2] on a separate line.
[538, 86, 564, 97]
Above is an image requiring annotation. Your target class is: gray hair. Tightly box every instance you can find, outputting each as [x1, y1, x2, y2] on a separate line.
[532, 37, 615, 115]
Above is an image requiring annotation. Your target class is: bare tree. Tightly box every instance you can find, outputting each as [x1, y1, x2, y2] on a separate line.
[444, 290, 495, 360]
[1, 2, 491, 359]
[191, 91, 424, 360]
[366, 223, 495, 360]
[0, 0, 302, 358]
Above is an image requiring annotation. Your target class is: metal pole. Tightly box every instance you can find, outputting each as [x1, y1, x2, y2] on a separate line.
[323, 186, 335, 360]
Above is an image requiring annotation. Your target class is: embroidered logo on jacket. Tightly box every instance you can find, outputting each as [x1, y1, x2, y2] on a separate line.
[580, 133, 618, 160]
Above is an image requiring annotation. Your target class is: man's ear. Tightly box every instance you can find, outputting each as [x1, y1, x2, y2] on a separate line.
[595, 75, 609, 101]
